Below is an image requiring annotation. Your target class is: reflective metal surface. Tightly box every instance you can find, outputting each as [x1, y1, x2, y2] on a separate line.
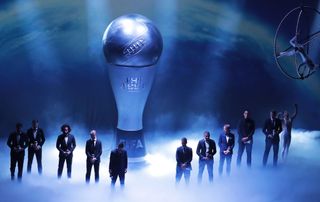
[102, 14, 163, 67]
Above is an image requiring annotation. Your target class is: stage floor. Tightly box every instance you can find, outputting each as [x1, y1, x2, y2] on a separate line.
[0, 129, 319, 202]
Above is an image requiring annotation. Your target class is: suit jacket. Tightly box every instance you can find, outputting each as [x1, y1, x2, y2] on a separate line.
[85, 139, 102, 162]
[237, 118, 255, 142]
[56, 133, 76, 157]
[7, 131, 29, 154]
[262, 118, 282, 143]
[176, 146, 192, 169]
[109, 148, 128, 173]
[218, 133, 235, 155]
[196, 139, 216, 160]
[27, 128, 45, 150]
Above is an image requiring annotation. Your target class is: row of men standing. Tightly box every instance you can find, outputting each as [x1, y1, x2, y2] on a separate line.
[7, 120, 45, 180]
[176, 107, 297, 184]
[56, 124, 127, 186]
[7, 121, 127, 186]
[6, 105, 297, 184]
[175, 126, 234, 184]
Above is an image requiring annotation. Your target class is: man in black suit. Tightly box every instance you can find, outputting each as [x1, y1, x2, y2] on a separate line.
[85, 130, 102, 183]
[262, 110, 282, 167]
[56, 124, 76, 178]
[196, 131, 216, 183]
[237, 110, 255, 168]
[109, 142, 128, 187]
[218, 124, 235, 176]
[27, 120, 45, 175]
[175, 137, 193, 185]
[7, 123, 29, 180]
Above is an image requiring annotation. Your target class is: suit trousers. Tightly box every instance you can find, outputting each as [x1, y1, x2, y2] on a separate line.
[10, 151, 25, 179]
[27, 148, 42, 174]
[111, 171, 125, 186]
[176, 166, 191, 184]
[219, 154, 232, 176]
[58, 155, 73, 178]
[263, 138, 279, 166]
[85, 160, 100, 182]
[237, 141, 252, 167]
[198, 159, 214, 183]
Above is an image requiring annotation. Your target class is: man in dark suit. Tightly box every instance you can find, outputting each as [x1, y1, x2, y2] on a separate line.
[218, 124, 235, 176]
[85, 130, 102, 183]
[262, 110, 282, 167]
[175, 137, 193, 185]
[237, 110, 255, 168]
[56, 124, 76, 178]
[109, 142, 128, 187]
[27, 120, 45, 175]
[196, 131, 216, 183]
[7, 123, 29, 180]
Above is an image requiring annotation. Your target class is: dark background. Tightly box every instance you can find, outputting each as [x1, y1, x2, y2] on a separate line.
[0, 0, 319, 137]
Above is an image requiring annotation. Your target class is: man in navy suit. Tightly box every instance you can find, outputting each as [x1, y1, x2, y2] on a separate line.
[56, 124, 76, 178]
[175, 137, 193, 185]
[27, 120, 45, 175]
[85, 130, 102, 183]
[262, 110, 282, 167]
[218, 124, 235, 176]
[7, 123, 29, 180]
[196, 131, 216, 183]
[109, 142, 128, 187]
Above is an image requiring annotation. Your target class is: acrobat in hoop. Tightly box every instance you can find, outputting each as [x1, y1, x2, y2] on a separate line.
[274, 6, 320, 80]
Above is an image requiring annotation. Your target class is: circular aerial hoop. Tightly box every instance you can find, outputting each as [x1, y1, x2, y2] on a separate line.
[274, 6, 320, 80]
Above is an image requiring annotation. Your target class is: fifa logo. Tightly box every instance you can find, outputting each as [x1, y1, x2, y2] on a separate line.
[122, 77, 144, 92]
[119, 139, 144, 150]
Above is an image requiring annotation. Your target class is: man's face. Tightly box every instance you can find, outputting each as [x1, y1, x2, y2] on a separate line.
[204, 132, 210, 141]
[63, 127, 69, 134]
[90, 131, 96, 140]
[32, 122, 39, 129]
[181, 139, 187, 146]
[270, 111, 276, 119]
[118, 146, 124, 152]
[224, 126, 230, 134]
[244, 111, 249, 119]
[16, 126, 22, 133]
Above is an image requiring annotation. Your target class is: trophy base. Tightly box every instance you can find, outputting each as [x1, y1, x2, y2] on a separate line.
[116, 129, 147, 164]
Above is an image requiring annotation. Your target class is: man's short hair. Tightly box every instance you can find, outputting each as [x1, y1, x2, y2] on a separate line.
[224, 124, 231, 129]
[32, 119, 38, 124]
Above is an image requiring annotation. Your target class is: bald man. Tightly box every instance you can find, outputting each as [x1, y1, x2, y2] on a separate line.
[85, 130, 102, 183]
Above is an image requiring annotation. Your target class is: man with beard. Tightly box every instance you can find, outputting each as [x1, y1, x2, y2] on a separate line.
[56, 124, 76, 178]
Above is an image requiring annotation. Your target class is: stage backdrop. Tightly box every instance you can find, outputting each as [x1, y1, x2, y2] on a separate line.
[0, 0, 319, 137]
